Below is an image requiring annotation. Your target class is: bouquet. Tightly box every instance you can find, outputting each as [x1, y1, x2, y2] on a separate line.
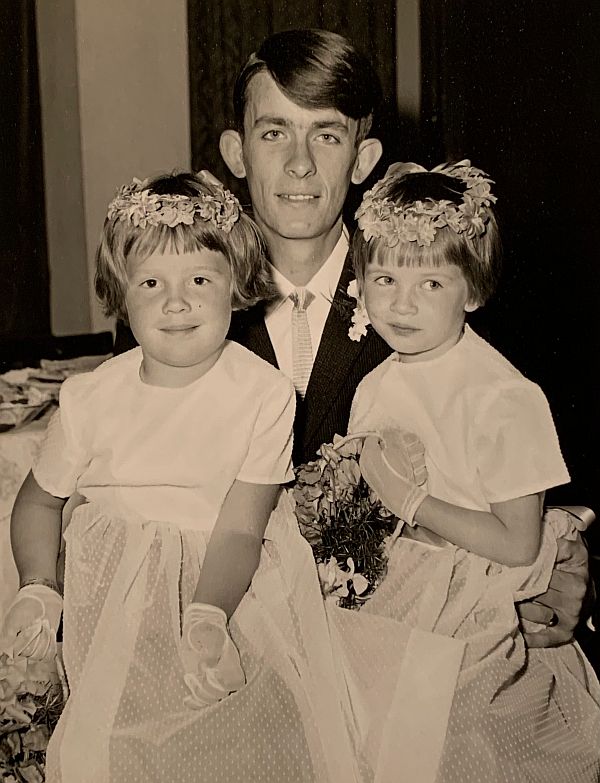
[292, 433, 399, 609]
[0, 650, 67, 782]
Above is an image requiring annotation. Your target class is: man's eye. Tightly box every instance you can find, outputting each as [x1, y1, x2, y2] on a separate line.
[141, 279, 158, 288]
[317, 133, 340, 144]
[263, 130, 284, 140]
[193, 276, 208, 286]
[423, 280, 442, 291]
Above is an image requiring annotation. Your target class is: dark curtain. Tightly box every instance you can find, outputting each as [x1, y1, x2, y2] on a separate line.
[0, 0, 50, 338]
[188, 0, 405, 215]
[421, 1, 600, 544]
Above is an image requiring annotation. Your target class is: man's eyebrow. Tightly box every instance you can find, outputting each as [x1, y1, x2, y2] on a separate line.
[252, 115, 350, 134]
[311, 120, 350, 134]
[253, 115, 292, 128]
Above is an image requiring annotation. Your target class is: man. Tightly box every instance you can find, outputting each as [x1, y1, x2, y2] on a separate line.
[220, 29, 389, 466]
[220, 29, 590, 649]
[115, 28, 588, 647]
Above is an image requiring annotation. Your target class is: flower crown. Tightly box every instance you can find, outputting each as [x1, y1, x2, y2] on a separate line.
[356, 160, 497, 248]
[107, 170, 241, 233]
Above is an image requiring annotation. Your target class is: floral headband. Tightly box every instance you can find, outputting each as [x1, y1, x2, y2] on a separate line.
[107, 170, 241, 233]
[355, 160, 497, 248]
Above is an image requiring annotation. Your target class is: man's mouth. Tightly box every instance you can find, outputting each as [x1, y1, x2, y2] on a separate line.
[278, 194, 318, 202]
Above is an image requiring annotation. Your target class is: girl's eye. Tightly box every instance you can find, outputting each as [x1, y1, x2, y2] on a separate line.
[193, 276, 208, 286]
[423, 280, 442, 291]
[141, 279, 158, 289]
[374, 276, 395, 286]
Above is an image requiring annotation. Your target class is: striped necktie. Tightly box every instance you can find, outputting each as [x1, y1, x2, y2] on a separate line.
[290, 288, 315, 398]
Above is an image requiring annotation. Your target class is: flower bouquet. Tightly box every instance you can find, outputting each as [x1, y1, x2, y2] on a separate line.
[0, 650, 67, 782]
[292, 433, 399, 609]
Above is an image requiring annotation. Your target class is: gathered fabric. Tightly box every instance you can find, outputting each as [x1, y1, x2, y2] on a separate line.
[45, 497, 600, 783]
[325, 508, 600, 783]
[45, 495, 359, 783]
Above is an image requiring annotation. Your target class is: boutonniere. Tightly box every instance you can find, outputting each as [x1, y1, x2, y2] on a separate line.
[346, 280, 370, 342]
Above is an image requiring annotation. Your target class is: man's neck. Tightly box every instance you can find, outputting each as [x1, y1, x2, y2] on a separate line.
[264, 224, 344, 287]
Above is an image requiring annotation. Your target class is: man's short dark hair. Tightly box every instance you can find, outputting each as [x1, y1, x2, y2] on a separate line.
[233, 29, 382, 142]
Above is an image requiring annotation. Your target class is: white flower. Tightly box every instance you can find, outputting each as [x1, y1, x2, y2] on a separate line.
[317, 556, 369, 602]
[346, 280, 370, 342]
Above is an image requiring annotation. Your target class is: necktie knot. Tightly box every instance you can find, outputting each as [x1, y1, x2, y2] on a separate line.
[290, 288, 314, 311]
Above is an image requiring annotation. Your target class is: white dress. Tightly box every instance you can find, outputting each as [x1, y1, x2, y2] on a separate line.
[34, 343, 357, 783]
[327, 326, 600, 783]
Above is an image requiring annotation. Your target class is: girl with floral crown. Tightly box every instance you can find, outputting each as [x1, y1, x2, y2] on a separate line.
[2, 171, 359, 782]
[323, 161, 600, 781]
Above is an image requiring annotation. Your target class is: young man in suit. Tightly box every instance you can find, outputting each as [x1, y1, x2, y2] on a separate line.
[114, 28, 588, 647]
[220, 29, 389, 466]
[218, 28, 590, 648]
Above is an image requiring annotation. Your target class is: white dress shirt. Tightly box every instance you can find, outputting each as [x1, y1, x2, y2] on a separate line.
[265, 228, 349, 380]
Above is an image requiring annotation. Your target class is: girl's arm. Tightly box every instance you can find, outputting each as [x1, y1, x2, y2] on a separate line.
[192, 479, 280, 618]
[11, 470, 66, 587]
[414, 493, 543, 567]
[360, 435, 543, 567]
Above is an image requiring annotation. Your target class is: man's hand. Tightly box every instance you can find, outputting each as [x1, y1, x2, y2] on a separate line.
[180, 603, 245, 709]
[518, 533, 589, 648]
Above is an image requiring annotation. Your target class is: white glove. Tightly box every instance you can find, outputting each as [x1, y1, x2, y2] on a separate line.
[0, 584, 63, 661]
[180, 603, 245, 709]
[360, 429, 428, 525]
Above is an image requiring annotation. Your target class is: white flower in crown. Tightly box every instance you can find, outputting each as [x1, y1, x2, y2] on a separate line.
[346, 279, 370, 342]
[107, 172, 241, 233]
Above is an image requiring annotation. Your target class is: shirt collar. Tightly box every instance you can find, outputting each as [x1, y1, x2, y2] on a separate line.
[268, 227, 349, 311]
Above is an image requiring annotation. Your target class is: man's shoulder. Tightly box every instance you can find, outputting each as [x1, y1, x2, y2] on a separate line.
[228, 302, 267, 339]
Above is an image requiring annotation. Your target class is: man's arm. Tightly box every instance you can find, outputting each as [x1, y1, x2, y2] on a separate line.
[518, 532, 589, 647]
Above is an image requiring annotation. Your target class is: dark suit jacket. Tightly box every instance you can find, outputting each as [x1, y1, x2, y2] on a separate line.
[113, 251, 392, 465]
[229, 252, 392, 465]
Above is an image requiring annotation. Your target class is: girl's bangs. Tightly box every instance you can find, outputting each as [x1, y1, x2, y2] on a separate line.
[369, 229, 459, 269]
[126, 222, 214, 261]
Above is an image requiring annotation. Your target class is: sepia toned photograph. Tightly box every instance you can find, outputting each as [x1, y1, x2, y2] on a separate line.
[1, 1, 599, 780]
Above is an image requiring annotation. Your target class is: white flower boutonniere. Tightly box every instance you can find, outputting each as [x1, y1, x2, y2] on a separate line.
[346, 279, 370, 342]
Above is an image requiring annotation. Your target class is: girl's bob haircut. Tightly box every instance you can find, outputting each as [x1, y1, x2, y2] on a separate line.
[95, 171, 274, 321]
[352, 170, 502, 306]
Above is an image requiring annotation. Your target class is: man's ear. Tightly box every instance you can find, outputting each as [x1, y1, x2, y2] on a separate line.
[351, 138, 383, 185]
[465, 300, 480, 313]
[219, 130, 246, 179]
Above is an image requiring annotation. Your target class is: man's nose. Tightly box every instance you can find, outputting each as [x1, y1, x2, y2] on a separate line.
[285, 137, 316, 178]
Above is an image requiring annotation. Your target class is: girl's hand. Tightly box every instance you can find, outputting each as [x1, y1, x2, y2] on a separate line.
[0, 584, 62, 660]
[180, 602, 245, 709]
[359, 430, 428, 525]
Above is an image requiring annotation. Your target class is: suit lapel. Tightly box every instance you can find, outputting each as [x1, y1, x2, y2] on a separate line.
[230, 305, 278, 368]
[303, 252, 366, 443]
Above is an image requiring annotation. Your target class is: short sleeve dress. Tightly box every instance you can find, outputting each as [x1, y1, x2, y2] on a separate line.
[325, 326, 600, 783]
[40, 343, 362, 783]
